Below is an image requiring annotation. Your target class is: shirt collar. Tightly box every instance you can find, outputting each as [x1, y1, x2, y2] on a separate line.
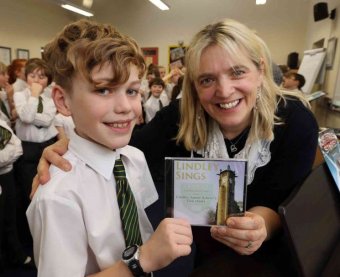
[69, 129, 127, 180]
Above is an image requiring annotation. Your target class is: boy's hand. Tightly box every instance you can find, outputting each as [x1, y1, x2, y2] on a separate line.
[139, 218, 192, 273]
[30, 138, 71, 199]
[30, 82, 44, 97]
[4, 82, 14, 97]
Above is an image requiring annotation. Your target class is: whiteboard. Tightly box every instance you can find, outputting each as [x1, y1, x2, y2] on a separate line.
[298, 48, 326, 94]
[332, 65, 340, 107]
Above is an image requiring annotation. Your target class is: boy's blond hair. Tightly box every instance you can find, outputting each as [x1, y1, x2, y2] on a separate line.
[43, 19, 146, 90]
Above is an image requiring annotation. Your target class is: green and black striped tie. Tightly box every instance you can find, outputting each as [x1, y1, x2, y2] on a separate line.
[0, 99, 10, 119]
[37, 96, 43, 113]
[0, 126, 12, 150]
[113, 158, 142, 247]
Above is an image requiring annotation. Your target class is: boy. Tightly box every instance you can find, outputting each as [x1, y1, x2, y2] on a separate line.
[144, 77, 169, 123]
[282, 72, 306, 93]
[0, 118, 32, 271]
[27, 19, 192, 277]
[0, 62, 14, 126]
[14, 58, 58, 198]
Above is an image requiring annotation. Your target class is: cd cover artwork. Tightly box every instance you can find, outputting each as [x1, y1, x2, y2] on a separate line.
[165, 158, 247, 226]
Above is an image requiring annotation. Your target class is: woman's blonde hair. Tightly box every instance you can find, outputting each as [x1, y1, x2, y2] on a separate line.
[177, 18, 309, 151]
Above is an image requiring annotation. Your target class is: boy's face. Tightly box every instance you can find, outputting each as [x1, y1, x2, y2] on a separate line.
[150, 84, 163, 98]
[27, 68, 48, 89]
[0, 72, 9, 88]
[282, 75, 298, 90]
[146, 73, 155, 82]
[159, 67, 166, 78]
[67, 63, 142, 150]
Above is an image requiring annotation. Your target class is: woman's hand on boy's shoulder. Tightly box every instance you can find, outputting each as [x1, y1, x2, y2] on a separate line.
[30, 138, 71, 199]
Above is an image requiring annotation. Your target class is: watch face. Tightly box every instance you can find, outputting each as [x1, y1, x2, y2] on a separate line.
[123, 245, 138, 259]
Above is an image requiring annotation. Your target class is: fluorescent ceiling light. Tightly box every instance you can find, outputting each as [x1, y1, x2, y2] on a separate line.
[256, 0, 266, 4]
[61, 3, 94, 17]
[148, 0, 169, 10]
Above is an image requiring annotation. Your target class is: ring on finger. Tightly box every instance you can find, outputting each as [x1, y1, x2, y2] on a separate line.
[245, 241, 252, 249]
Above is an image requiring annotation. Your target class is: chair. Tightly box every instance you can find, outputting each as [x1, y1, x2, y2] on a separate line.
[279, 163, 340, 277]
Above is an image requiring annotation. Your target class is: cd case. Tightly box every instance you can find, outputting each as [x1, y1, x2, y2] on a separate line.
[165, 157, 247, 226]
[318, 128, 340, 190]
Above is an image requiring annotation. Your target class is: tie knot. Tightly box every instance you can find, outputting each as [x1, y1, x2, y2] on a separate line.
[113, 158, 126, 178]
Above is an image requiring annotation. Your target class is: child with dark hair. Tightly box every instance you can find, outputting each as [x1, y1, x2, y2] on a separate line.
[13, 58, 58, 235]
[282, 72, 306, 92]
[144, 77, 169, 123]
[0, 118, 33, 272]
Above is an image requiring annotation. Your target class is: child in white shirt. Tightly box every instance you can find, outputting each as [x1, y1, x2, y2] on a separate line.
[144, 77, 169, 123]
[14, 58, 58, 205]
[27, 19, 192, 277]
[0, 119, 32, 271]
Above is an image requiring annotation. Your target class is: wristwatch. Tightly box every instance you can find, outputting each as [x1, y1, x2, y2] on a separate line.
[122, 245, 150, 277]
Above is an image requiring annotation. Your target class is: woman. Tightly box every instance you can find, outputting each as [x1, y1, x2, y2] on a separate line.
[34, 19, 318, 275]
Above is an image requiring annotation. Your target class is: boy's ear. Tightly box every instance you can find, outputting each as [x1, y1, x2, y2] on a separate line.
[52, 85, 72, 116]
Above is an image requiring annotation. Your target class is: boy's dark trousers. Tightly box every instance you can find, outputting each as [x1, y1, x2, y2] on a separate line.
[0, 170, 27, 269]
[14, 136, 57, 246]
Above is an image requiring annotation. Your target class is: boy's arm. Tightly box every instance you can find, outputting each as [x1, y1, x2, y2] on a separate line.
[27, 196, 89, 276]
[88, 218, 192, 277]
[14, 90, 40, 123]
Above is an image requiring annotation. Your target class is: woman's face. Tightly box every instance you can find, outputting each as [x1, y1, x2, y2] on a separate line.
[194, 44, 263, 138]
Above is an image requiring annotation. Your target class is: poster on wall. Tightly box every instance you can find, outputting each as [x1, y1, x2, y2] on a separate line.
[141, 47, 158, 67]
[169, 45, 186, 70]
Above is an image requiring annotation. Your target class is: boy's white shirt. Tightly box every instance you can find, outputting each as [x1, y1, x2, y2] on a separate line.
[144, 92, 169, 123]
[27, 129, 158, 277]
[54, 113, 75, 139]
[12, 78, 28, 93]
[14, 87, 58, 142]
[0, 119, 23, 174]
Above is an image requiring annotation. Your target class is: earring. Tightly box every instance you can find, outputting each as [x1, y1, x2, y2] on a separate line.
[254, 87, 261, 110]
[197, 105, 203, 120]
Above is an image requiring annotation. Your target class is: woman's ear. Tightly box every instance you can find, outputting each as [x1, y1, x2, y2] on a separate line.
[52, 85, 72, 116]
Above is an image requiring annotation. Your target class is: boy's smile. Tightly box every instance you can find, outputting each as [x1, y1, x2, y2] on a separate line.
[66, 63, 142, 150]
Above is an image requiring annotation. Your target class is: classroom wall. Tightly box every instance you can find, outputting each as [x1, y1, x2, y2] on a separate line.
[0, 0, 310, 69]
[1, 0, 338, 100]
[0, 0, 76, 63]
[304, 0, 340, 99]
[94, 0, 310, 68]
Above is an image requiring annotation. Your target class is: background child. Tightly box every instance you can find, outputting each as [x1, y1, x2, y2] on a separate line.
[27, 19, 192, 277]
[13, 58, 58, 246]
[7, 59, 28, 93]
[0, 62, 15, 126]
[144, 77, 169, 123]
[0, 118, 33, 272]
[282, 72, 306, 93]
